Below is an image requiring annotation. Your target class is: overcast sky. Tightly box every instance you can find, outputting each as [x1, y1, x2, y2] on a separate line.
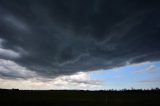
[0, 0, 160, 90]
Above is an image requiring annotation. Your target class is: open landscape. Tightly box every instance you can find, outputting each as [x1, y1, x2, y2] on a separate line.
[0, 1, 160, 106]
[0, 89, 160, 106]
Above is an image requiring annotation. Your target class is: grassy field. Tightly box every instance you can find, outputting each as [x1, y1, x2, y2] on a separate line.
[0, 89, 160, 106]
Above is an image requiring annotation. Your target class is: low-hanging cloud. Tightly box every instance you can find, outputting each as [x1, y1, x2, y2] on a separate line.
[0, 72, 103, 90]
[0, 0, 160, 79]
[0, 59, 37, 79]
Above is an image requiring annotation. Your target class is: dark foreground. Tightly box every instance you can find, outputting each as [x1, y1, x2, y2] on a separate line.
[0, 89, 160, 106]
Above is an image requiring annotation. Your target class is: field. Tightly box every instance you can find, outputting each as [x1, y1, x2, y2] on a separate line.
[0, 89, 160, 106]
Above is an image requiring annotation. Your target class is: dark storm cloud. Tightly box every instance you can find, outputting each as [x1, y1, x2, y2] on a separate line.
[0, 0, 160, 78]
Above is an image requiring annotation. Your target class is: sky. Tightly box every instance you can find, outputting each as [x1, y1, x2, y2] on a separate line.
[90, 61, 160, 90]
[0, 0, 160, 90]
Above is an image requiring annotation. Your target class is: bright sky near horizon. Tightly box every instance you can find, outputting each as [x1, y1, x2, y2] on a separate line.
[90, 61, 160, 90]
[0, 61, 160, 90]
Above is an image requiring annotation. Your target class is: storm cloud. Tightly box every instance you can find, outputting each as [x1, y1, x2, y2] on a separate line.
[0, 0, 160, 78]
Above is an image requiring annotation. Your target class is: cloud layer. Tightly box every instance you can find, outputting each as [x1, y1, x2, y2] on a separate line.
[0, 72, 102, 90]
[0, 0, 160, 78]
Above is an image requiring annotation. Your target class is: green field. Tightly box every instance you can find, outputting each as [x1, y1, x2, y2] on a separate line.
[0, 89, 160, 106]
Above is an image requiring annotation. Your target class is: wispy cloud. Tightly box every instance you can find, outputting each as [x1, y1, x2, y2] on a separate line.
[0, 38, 20, 59]
[0, 59, 37, 79]
[138, 78, 160, 83]
[134, 64, 159, 74]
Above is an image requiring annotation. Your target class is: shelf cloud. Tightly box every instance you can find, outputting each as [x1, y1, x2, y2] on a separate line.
[0, 0, 160, 79]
